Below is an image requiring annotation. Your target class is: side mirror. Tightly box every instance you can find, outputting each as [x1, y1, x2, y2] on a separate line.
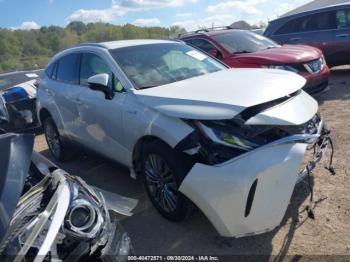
[208, 49, 219, 58]
[87, 74, 114, 100]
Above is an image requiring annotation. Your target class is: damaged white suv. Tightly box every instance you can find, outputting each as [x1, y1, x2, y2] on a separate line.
[37, 40, 333, 238]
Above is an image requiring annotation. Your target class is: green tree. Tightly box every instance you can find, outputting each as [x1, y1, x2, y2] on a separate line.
[0, 22, 187, 73]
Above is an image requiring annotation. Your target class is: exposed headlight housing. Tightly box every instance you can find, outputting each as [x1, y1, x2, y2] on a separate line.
[64, 176, 105, 240]
[196, 121, 259, 151]
[182, 113, 323, 165]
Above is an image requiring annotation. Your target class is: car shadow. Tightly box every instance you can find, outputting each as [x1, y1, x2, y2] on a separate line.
[316, 68, 350, 104]
[37, 145, 322, 258]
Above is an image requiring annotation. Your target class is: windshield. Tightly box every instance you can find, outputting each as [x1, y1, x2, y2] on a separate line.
[212, 31, 280, 54]
[110, 43, 226, 89]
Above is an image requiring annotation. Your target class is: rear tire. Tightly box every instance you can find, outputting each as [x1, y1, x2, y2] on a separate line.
[43, 117, 75, 161]
[141, 140, 194, 221]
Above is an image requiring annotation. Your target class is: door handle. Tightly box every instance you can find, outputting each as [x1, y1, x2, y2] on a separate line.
[289, 37, 301, 41]
[336, 34, 349, 38]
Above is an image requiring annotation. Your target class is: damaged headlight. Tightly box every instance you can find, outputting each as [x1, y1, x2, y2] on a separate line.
[64, 175, 106, 241]
[179, 120, 267, 165]
[196, 121, 259, 151]
[181, 114, 323, 165]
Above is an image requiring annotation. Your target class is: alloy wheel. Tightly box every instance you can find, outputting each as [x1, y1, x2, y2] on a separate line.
[144, 154, 179, 213]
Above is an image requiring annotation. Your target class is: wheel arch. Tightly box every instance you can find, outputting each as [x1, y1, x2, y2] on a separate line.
[131, 134, 196, 180]
[39, 107, 52, 125]
[132, 135, 171, 178]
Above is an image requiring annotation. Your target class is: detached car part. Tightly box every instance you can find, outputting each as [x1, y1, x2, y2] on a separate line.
[0, 133, 132, 261]
[0, 80, 39, 133]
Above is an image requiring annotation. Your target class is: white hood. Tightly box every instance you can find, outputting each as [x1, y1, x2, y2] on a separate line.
[133, 68, 306, 120]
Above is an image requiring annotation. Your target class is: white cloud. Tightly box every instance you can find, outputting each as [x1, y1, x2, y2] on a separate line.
[67, 5, 127, 23]
[207, 0, 266, 15]
[67, 0, 197, 23]
[67, 3, 124, 24]
[202, 14, 236, 28]
[133, 18, 160, 27]
[172, 19, 196, 29]
[14, 21, 41, 30]
[173, 14, 236, 31]
[121, 0, 197, 9]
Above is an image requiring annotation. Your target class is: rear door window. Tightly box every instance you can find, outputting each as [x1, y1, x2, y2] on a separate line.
[277, 11, 337, 34]
[56, 54, 79, 84]
[336, 9, 350, 28]
[186, 38, 218, 53]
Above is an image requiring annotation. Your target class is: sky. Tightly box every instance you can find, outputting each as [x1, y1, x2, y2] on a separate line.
[0, 0, 312, 30]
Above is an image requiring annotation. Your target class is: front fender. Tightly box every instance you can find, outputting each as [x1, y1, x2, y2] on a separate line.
[146, 113, 194, 148]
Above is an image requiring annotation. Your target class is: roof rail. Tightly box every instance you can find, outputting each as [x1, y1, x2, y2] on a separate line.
[74, 43, 107, 49]
[178, 26, 232, 38]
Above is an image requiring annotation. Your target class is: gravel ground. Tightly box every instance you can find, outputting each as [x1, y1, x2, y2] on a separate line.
[34, 68, 350, 258]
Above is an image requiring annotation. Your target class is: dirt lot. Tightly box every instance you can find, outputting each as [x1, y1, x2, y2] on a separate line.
[34, 68, 350, 258]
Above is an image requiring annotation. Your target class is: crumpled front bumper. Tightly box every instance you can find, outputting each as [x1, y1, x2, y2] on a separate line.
[179, 132, 329, 238]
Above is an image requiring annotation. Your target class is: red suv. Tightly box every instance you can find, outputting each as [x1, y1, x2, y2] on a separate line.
[179, 29, 330, 94]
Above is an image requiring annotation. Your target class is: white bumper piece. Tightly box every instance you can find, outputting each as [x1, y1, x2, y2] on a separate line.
[179, 142, 308, 238]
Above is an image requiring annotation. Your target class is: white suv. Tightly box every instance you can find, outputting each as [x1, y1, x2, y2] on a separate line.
[37, 39, 331, 238]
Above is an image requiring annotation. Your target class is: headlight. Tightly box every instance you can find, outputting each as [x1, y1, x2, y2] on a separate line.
[0, 95, 9, 122]
[320, 54, 326, 68]
[261, 65, 299, 73]
[64, 176, 105, 240]
[195, 121, 259, 151]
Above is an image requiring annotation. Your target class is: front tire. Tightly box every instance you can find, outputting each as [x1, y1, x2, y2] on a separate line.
[141, 140, 194, 221]
[43, 117, 75, 161]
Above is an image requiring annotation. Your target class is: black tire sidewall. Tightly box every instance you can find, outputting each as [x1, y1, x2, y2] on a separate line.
[141, 140, 193, 221]
[43, 117, 65, 161]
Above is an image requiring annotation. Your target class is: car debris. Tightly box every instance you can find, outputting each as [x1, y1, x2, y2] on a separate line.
[0, 133, 133, 261]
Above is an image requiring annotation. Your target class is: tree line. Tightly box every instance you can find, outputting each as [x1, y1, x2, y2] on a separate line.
[0, 21, 186, 73]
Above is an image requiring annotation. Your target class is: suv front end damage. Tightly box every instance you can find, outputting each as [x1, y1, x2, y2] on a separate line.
[177, 90, 334, 238]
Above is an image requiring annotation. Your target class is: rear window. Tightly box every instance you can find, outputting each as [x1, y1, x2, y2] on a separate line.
[185, 39, 218, 52]
[56, 53, 79, 84]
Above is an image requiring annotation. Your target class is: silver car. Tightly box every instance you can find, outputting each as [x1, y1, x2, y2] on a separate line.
[37, 40, 333, 238]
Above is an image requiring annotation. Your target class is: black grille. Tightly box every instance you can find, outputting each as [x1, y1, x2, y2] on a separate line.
[305, 58, 323, 74]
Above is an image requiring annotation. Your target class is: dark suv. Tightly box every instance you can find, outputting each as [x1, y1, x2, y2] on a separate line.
[264, 4, 350, 67]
